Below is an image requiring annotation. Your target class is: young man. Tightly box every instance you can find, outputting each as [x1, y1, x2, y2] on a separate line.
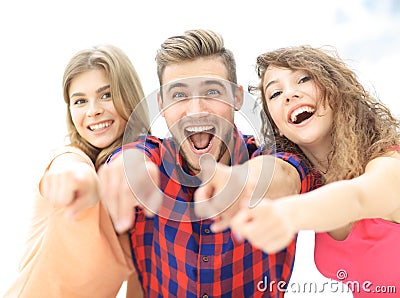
[99, 29, 317, 297]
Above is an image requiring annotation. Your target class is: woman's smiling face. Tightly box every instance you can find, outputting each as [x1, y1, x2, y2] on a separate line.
[263, 66, 333, 155]
[69, 68, 127, 149]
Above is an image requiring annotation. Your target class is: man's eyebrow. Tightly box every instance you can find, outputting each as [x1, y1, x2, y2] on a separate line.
[165, 79, 228, 93]
[166, 82, 188, 93]
[201, 79, 228, 90]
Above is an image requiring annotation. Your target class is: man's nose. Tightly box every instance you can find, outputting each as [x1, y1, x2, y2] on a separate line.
[185, 96, 207, 116]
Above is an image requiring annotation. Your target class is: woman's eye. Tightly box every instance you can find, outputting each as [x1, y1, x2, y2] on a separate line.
[73, 98, 87, 105]
[269, 91, 282, 100]
[299, 76, 311, 84]
[101, 92, 112, 100]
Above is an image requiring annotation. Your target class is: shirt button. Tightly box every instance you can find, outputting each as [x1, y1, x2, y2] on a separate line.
[202, 256, 209, 262]
[204, 228, 211, 234]
[202, 294, 209, 298]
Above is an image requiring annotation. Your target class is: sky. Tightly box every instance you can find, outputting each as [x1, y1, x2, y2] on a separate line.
[0, 0, 399, 296]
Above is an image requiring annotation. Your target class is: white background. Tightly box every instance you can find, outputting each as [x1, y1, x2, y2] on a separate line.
[1, 0, 399, 297]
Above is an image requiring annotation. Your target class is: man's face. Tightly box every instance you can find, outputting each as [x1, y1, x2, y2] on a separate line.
[158, 57, 243, 173]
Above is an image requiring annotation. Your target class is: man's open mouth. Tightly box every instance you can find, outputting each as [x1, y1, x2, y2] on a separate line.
[184, 125, 216, 151]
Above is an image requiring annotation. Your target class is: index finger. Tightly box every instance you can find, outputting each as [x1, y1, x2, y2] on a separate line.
[194, 162, 249, 220]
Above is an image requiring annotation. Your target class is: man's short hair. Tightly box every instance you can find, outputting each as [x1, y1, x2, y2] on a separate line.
[156, 29, 237, 85]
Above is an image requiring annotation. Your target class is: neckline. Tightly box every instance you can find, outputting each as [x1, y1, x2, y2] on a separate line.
[322, 218, 400, 242]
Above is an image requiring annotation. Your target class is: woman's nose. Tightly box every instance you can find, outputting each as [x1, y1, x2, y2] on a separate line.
[87, 100, 104, 117]
[284, 88, 301, 103]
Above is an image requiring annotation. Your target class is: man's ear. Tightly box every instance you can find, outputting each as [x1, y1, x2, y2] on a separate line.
[157, 92, 165, 117]
[234, 85, 244, 111]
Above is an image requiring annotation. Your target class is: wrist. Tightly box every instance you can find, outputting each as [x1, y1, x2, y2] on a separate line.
[278, 197, 301, 234]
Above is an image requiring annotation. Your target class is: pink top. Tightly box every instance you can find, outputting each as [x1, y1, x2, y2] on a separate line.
[315, 218, 400, 297]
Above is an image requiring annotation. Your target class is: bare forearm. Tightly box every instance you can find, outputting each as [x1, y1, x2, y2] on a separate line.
[285, 155, 400, 232]
[284, 180, 363, 232]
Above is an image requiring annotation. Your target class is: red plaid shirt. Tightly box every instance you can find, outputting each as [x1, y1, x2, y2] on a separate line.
[109, 130, 318, 297]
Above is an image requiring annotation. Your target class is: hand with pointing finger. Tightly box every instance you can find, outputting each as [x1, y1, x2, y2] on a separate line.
[230, 198, 297, 253]
[98, 149, 162, 234]
[41, 154, 99, 220]
[194, 154, 300, 233]
[194, 154, 252, 231]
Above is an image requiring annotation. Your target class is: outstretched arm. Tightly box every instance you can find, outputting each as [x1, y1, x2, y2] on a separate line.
[5, 146, 138, 298]
[288, 153, 400, 231]
[231, 152, 400, 253]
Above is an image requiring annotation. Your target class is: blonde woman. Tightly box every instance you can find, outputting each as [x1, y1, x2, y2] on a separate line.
[5, 44, 148, 298]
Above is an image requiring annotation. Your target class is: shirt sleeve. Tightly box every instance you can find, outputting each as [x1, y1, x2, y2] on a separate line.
[271, 151, 318, 194]
[107, 136, 163, 166]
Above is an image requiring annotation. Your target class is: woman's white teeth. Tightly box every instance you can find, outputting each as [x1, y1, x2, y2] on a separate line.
[89, 121, 111, 131]
[290, 106, 315, 123]
[185, 125, 214, 133]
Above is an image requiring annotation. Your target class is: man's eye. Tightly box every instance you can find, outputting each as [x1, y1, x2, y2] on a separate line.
[206, 89, 220, 96]
[269, 91, 282, 100]
[299, 76, 311, 84]
[172, 92, 187, 100]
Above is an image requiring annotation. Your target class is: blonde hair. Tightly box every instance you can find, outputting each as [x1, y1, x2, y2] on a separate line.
[155, 29, 237, 85]
[63, 44, 149, 169]
[256, 45, 400, 183]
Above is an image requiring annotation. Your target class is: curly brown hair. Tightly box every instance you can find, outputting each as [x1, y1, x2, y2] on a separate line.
[255, 46, 400, 183]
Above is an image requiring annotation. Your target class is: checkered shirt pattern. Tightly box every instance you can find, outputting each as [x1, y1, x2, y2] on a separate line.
[108, 130, 318, 298]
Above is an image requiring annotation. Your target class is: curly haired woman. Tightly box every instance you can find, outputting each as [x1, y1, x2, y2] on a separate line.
[230, 46, 400, 297]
